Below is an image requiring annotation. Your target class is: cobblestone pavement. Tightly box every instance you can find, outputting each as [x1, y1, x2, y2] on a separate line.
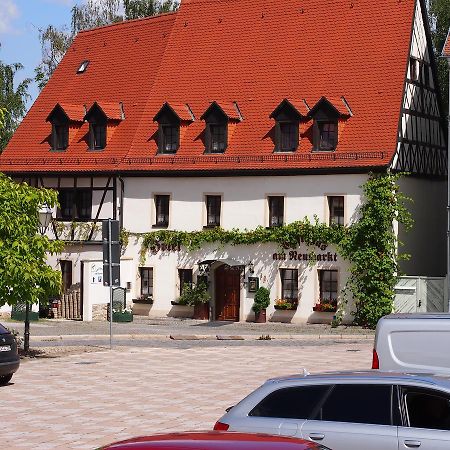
[1, 341, 372, 450]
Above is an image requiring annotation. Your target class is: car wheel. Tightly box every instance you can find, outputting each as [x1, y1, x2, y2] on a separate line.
[0, 374, 13, 385]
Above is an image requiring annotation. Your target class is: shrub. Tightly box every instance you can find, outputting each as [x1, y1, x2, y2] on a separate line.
[252, 287, 270, 313]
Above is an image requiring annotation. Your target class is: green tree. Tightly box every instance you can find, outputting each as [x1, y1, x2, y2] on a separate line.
[0, 61, 31, 151]
[36, 0, 179, 89]
[35, 25, 73, 91]
[0, 107, 5, 130]
[429, 0, 450, 114]
[0, 174, 63, 350]
[124, 0, 178, 19]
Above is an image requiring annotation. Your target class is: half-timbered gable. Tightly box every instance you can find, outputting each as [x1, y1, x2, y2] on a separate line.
[392, 0, 447, 176]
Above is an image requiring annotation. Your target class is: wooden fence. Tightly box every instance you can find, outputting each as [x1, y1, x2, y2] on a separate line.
[52, 291, 82, 320]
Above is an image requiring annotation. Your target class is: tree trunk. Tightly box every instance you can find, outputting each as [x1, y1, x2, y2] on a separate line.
[24, 302, 30, 352]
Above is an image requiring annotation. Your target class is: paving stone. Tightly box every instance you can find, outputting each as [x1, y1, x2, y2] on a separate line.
[1, 342, 372, 449]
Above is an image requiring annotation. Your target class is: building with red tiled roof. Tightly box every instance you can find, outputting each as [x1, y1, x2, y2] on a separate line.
[0, 0, 447, 323]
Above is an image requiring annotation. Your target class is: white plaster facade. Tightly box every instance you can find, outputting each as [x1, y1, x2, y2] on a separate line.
[40, 174, 367, 323]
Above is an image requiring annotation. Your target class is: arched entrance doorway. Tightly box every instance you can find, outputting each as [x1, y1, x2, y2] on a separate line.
[215, 264, 240, 321]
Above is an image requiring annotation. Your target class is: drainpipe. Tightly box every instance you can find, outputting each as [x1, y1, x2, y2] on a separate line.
[447, 56, 450, 312]
[118, 176, 124, 232]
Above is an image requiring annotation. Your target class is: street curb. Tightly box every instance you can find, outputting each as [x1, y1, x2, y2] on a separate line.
[30, 333, 374, 342]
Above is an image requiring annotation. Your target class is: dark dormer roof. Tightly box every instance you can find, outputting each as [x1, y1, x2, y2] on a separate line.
[153, 102, 194, 122]
[308, 97, 352, 119]
[200, 101, 242, 121]
[270, 99, 308, 121]
[46, 103, 85, 123]
[84, 102, 124, 122]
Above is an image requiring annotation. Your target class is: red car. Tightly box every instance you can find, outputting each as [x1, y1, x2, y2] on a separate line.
[98, 431, 331, 449]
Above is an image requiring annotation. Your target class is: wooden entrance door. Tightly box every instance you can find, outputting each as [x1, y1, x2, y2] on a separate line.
[215, 264, 240, 321]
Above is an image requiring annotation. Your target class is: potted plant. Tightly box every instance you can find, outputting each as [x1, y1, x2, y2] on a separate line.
[175, 281, 210, 319]
[171, 283, 193, 306]
[252, 287, 270, 323]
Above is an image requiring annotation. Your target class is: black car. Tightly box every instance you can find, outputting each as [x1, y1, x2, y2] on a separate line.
[0, 323, 20, 385]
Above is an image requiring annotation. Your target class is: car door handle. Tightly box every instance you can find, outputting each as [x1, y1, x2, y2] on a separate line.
[309, 433, 325, 441]
[404, 440, 421, 448]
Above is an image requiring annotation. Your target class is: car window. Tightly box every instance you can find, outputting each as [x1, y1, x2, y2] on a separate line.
[402, 387, 450, 431]
[312, 384, 393, 425]
[249, 385, 330, 419]
[0, 323, 9, 334]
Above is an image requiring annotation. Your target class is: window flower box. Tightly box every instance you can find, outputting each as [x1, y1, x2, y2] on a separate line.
[274, 299, 297, 311]
[111, 310, 133, 322]
[132, 296, 153, 305]
[312, 301, 337, 312]
[171, 300, 192, 306]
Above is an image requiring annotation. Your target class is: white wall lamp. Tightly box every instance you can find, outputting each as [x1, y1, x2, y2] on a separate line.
[38, 204, 53, 235]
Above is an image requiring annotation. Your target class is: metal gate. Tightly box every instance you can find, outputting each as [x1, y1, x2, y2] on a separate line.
[394, 277, 448, 313]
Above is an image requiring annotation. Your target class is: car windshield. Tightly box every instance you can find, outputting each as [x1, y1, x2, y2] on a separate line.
[0, 323, 10, 334]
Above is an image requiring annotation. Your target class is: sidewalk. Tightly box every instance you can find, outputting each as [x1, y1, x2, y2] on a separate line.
[3, 315, 375, 341]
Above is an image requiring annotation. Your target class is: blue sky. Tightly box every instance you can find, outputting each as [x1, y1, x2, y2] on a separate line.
[0, 0, 85, 108]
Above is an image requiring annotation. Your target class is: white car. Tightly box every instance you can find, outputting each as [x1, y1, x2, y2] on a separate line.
[214, 371, 450, 450]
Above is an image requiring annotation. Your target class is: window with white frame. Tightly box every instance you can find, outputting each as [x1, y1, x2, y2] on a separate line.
[328, 196, 344, 226]
[140, 267, 153, 298]
[319, 269, 338, 304]
[268, 196, 284, 227]
[205, 195, 221, 227]
[280, 269, 298, 303]
[178, 269, 193, 295]
[154, 195, 170, 227]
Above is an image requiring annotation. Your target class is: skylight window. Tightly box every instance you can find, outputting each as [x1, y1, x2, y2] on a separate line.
[77, 60, 90, 74]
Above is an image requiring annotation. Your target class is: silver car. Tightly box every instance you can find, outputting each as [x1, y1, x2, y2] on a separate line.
[214, 371, 450, 450]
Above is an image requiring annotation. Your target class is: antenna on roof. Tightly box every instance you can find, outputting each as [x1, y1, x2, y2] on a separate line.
[301, 368, 310, 377]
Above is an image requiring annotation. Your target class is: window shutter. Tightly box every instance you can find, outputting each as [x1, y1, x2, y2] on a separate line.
[313, 121, 319, 151]
[174, 124, 180, 151]
[206, 123, 212, 152]
[51, 124, 57, 150]
[294, 122, 299, 150]
[89, 123, 95, 150]
[275, 122, 281, 151]
[158, 125, 164, 152]
[63, 124, 69, 149]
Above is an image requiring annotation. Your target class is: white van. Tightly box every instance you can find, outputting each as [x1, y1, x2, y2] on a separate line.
[372, 313, 450, 374]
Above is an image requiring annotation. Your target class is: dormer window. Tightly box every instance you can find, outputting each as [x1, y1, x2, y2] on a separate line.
[84, 103, 110, 150]
[161, 123, 180, 153]
[208, 122, 227, 153]
[308, 97, 351, 152]
[154, 103, 194, 154]
[52, 120, 69, 150]
[46, 103, 84, 151]
[270, 99, 305, 152]
[89, 115, 107, 150]
[318, 121, 337, 151]
[201, 101, 242, 154]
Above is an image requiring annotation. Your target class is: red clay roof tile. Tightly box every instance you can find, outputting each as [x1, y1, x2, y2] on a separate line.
[0, 0, 416, 174]
[443, 28, 450, 57]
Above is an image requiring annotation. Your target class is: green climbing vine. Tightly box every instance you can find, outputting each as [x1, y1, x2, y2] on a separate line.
[338, 172, 413, 328]
[120, 172, 412, 328]
[54, 221, 101, 241]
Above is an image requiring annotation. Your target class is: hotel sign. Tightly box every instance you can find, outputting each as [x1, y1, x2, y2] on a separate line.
[273, 249, 338, 262]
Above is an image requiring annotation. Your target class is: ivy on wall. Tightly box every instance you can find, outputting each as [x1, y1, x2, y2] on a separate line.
[119, 173, 412, 328]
